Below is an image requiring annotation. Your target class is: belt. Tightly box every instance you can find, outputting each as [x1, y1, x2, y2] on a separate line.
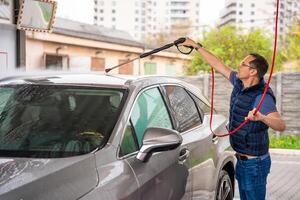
[235, 152, 269, 161]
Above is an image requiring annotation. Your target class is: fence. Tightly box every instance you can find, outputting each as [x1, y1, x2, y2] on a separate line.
[179, 72, 300, 135]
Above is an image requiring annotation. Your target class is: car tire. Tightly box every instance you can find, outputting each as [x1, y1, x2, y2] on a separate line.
[215, 170, 234, 200]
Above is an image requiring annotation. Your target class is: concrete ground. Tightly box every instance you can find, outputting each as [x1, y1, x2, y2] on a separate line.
[234, 149, 300, 200]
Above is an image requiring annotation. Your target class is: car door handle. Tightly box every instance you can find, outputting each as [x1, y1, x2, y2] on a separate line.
[178, 148, 190, 163]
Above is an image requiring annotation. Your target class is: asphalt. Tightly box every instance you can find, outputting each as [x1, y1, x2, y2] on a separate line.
[233, 149, 300, 200]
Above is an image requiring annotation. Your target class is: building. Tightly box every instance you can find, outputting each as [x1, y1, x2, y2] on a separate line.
[218, 0, 300, 36]
[0, 0, 21, 71]
[25, 18, 191, 75]
[93, 0, 202, 41]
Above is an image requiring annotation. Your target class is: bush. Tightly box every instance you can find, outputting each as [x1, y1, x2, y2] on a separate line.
[269, 133, 300, 149]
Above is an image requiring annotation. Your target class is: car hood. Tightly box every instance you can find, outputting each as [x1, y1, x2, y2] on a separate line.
[0, 154, 98, 200]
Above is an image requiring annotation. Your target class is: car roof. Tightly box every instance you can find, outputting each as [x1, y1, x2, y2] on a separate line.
[0, 72, 183, 88]
[0, 72, 210, 106]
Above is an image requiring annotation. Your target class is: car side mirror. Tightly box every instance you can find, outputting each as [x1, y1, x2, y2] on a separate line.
[136, 127, 182, 162]
[17, 0, 57, 32]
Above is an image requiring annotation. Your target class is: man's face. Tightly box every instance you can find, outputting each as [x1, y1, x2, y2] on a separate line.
[237, 55, 257, 80]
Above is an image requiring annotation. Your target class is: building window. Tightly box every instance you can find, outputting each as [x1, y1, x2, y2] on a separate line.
[239, 3, 243, 7]
[135, 18, 138, 22]
[251, 19, 255, 23]
[100, 9, 103, 13]
[91, 57, 105, 71]
[144, 62, 156, 75]
[45, 54, 68, 70]
[112, 17, 116, 21]
[251, 11, 255, 15]
[251, 3, 255, 7]
[100, 17, 103, 21]
[165, 64, 176, 76]
[118, 59, 133, 74]
[239, 11, 243, 15]
[112, 9, 115, 13]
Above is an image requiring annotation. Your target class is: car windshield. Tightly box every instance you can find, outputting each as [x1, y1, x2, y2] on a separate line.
[0, 85, 126, 158]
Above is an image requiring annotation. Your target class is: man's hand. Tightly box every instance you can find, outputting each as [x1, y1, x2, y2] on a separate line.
[179, 37, 232, 80]
[245, 108, 286, 132]
[179, 37, 198, 48]
[245, 108, 265, 121]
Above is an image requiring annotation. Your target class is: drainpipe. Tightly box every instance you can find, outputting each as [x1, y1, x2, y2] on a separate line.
[14, 0, 26, 69]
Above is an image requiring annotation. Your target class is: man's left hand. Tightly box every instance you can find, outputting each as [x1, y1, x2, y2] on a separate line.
[245, 108, 265, 121]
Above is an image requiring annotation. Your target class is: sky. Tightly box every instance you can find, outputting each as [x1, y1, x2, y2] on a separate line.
[56, 0, 226, 27]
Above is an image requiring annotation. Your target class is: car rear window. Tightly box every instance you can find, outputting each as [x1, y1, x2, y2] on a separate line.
[0, 84, 126, 158]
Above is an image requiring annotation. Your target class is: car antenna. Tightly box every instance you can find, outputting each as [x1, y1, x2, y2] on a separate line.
[105, 37, 191, 73]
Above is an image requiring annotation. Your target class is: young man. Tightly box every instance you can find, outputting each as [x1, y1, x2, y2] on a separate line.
[180, 38, 286, 200]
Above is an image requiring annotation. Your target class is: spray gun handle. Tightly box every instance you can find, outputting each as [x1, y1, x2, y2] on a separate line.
[174, 37, 186, 45]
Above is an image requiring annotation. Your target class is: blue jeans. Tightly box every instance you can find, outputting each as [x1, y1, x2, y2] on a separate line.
[235, 153, 271, 200]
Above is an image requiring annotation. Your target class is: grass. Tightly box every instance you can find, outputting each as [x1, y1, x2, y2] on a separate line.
[269, 133, 300, 150]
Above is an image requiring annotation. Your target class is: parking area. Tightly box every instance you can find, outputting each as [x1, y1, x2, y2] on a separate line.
[234, 150, 300, 200]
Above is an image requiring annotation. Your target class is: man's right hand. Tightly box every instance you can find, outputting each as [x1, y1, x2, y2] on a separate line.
[179, 37, 199, 49]
[180, 37, 232, 81]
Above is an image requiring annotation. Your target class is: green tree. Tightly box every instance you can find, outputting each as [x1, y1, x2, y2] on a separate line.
[281, 19, 300, 70]
[186, 25, 278, 75]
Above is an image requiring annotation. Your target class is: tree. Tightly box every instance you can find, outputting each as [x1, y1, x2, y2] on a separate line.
[281, 18, 300, 70]
[186, 25, 278, 75]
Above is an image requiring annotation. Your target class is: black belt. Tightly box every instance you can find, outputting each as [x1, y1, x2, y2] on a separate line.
[235, 152, 269, 161]
[235, 153, 249, 160]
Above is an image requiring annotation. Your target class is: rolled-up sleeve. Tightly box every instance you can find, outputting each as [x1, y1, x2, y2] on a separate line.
[253, 94, 277, 115]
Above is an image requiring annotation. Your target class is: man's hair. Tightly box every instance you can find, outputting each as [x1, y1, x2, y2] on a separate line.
[249, 53, 269, 78]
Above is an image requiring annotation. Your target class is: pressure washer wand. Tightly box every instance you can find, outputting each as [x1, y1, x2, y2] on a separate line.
[105, 37, 186, 73]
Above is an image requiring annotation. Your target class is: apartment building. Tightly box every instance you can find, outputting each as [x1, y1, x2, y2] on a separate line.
[219, 0, 300, 36]
[93, 0, 202, 41]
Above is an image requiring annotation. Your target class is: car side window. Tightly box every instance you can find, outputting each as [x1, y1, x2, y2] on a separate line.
[163, 86, 201, 133]
[188, 92, 211, 120]
[119, 121, 138, 157]
[0, 87, 14, 114]
[130, 87, 173, 148]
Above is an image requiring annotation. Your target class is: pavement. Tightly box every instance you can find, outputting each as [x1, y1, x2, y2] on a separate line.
[233, 149, 300, 200]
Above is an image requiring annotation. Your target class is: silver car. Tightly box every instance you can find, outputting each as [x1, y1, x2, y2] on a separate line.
[0, 73, 235, 200]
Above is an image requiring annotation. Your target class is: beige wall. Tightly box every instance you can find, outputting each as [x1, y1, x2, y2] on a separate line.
[25, 32, 191, 75]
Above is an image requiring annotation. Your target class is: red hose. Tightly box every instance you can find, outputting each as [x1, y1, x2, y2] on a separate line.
[210, 0, 280, 137]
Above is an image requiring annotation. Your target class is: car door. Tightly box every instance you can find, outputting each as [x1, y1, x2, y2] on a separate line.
[118, 86, 191, 200]
[161, 85, 218, 200]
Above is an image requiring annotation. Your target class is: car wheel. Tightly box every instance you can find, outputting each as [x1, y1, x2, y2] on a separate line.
[215, 170, 233, 200]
